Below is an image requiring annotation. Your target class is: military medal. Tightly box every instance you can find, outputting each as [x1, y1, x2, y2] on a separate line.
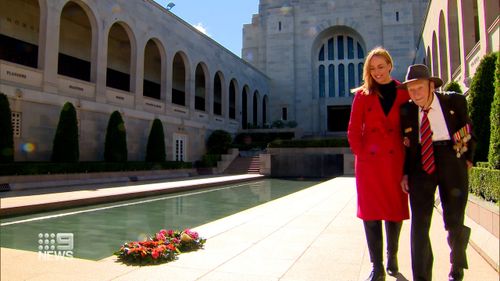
[452, 124, 472, 158]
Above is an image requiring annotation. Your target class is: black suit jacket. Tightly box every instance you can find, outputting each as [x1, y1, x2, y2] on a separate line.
[400, 92, 476, 175]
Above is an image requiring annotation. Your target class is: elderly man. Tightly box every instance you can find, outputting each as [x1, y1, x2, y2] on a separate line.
[398, 64, 475, 281]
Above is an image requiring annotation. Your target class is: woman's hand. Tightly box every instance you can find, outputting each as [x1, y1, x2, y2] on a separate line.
[401, 175, 409, 194]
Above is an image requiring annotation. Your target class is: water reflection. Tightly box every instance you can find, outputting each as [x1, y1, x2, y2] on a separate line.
[0, 179, 319, 260]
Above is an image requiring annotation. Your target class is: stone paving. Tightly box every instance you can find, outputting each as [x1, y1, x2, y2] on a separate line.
[0, 176, 498, 280]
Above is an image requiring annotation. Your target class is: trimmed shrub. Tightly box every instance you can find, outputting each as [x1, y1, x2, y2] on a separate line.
[198, 154, 221, 168]
[268, 138, 349, 148]
[443, 81, 463, 93]
[271, 120, 285, 128]
[104, 111, 128, 162]
[286, 120, 298, 128]
[469, 167, 499, 203]
[233, 132, 295, 150]
[51, 102, 79, 162]
[145, 119, 166, 162]
[0, 93, 14, 162]
[467, 52, 498, 163]
[488, 53, 500, 169]
[206, 130, 232, 154]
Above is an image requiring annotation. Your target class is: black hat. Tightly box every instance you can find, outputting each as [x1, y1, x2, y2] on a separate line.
[397, 64, 443, 89]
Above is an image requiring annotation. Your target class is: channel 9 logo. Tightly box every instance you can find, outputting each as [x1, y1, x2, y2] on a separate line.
[37, 232, 74, 260]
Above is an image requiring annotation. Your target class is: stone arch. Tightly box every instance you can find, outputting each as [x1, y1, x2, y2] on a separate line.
[262, 95, 269, 126]
[106, 21, 136, 92]
[253, 90, 260, 126]
[312, 25, 366, 98]
[447, 0, 461, 75]
[439, 11, 449, 84]
[143, 39, 163, 100]
[431, 31, 439, 77]
[0, 0, 40, 68]
[241, 84, 250, 129]
[58, 0, 98, 82]
[229, 78, 238, 119]
[213, 71, 224, 116]
[194, 62, 209, 111]
[171, 51, 191, 107]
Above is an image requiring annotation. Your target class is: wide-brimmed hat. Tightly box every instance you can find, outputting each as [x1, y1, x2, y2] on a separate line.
[397, 64, 443, 89]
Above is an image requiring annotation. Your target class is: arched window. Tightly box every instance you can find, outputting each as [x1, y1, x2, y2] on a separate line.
[328, 64, 335, 97]
[319, 65, 325, 97]
[316, 33, 365, 98]
[348, 63, 355, 92]
[338, 64, 345, 97]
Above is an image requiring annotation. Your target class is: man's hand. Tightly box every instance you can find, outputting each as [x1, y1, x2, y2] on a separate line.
[466, 160, 473, 170]
[401, 175, 409, 194]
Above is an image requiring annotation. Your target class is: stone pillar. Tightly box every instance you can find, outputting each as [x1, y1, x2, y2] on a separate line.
[39, 1, 61, 94]
[457, 0, 476, 83]
[476, 0, 491, 54]
[95, 25, 108, 103]
[133, 40, 144, 111]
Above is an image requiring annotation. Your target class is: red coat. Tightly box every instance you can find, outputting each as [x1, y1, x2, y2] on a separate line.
[348, 81, 410, 221]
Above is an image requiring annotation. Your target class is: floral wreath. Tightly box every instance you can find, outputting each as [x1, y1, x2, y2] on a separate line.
[114, 229, 206, 265]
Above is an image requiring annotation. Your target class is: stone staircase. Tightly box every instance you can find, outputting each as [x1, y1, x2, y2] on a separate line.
[224, 156, 260, 174]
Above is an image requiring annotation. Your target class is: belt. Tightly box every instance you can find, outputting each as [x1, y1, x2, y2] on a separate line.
[433, 140, 452, 146]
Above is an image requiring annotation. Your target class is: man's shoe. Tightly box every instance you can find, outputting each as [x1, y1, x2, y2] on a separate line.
[448, 265, 464, 281]
[386, 254, 398, 276]
[365, 266, 385, 281]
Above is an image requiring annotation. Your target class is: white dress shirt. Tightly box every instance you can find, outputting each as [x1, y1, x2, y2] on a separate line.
[419, 93, 451, 142]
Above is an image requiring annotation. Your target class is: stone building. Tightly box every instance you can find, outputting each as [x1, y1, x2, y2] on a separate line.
[0, 0, 269, 162]
[413, 0, 499, 92]
[242, 0, 429, 135]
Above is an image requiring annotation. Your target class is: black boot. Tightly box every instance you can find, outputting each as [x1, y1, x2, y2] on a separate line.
[385, 221, 402, 276]
[364, 221, 386, 281]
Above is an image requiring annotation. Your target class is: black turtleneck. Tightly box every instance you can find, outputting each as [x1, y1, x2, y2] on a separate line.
[378, 80, 397, 116]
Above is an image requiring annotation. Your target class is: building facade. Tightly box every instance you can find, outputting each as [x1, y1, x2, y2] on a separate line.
[0, 0, 270, 162]
[414, 0, 499, 92]
[242, 0, 429, 136]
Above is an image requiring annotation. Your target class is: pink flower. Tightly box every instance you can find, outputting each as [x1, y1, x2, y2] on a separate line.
[151, 249, 160, 259]
[167, 230, 174, 237]
[156, 232, 166, 241]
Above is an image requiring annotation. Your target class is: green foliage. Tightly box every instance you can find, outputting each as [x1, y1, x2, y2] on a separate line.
[467, 52, 498, 163]
[443, 81, 463, 93]
[0, 161, 192, 176]
[206, 130, 232, 154]
[145, 119, 166, 162]
[198, 154, 221, 168]
[104, 111, 128, 162]
[488, 53, 500, 169]
[233, 132, 295, 150]
[271, 120, 285, 128]
[286, 120, 298, 128]
[51, 102, 79, 162]
[268, 138, 349, 148]
[0, 93, 14, 162]
[469, 167, 499, 203]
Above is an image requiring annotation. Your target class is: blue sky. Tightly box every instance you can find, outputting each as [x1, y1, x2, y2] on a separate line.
[153, 0, 260, 57]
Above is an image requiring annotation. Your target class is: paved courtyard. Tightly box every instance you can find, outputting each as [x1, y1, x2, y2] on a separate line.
[0, 176, 498, 280]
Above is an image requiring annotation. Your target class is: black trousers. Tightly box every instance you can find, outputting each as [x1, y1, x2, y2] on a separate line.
[408, 144, 471, 281]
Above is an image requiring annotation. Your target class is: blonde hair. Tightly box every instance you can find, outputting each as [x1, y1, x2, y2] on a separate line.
[352, 47, 393, 95]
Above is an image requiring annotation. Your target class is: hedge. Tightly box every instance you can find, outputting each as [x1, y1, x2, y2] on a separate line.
[51, 102, 79, 162]
[469, 167, 499, 203]
[488, 53, 500, 169]
[268, 138, 349, 148]
[206, 130, 232, 154]
[467, 52, 498, 163]
[0, 161, 192, 176]
[0, 93, 14, 163]
[145, 119, 166, 162]
[104, 111, 128, 162]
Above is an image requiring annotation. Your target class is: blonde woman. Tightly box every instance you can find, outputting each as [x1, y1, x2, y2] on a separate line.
[348, 47, 410, 281]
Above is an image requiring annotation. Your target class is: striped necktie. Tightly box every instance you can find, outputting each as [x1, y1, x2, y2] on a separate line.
[420, 108, 435, 174]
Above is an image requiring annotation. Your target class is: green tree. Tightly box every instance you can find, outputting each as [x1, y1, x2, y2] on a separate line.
[0, 93, 14, 162]
[206, 130, 232, 154]
[51, 102, 79, 162]
[488, 53, 500, 169]
[145, 118, 166, 162]
[104, 111, 128, 162]
[444, 81, 463, 94]
[468, 52, 498, 163]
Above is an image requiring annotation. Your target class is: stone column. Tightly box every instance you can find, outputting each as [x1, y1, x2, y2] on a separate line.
[133, 40, 144, 111]
[95, 24, 109, 103]
[39, 1, 61, 94]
